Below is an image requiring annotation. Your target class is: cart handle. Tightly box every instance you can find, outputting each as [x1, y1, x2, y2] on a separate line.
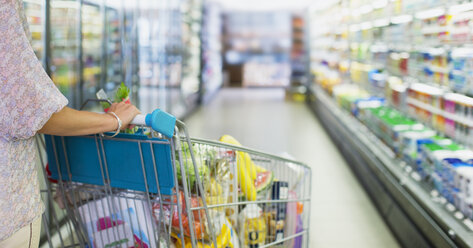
[80, 99, 177, 138]
[131, 109, 176, 138]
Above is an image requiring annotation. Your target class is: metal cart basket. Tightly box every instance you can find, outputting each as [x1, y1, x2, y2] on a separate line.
[36, 108, 311, 248]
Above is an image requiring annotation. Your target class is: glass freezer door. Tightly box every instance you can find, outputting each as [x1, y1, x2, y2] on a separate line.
[23, 0, 44, 61]
[49, 0, 80, 107]
[81, 2, 104, 103]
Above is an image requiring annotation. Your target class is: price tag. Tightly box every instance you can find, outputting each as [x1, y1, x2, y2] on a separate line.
[454, 211, 464, 220]
[430, 190, 439, 198]
[405, 166, 412, 173]
[400, 162, 406, 169]
[411, 172, 421, 182]
[446, 203, 456, 212]
[440, 197, 447, 204]
[463, 219, 473, 231]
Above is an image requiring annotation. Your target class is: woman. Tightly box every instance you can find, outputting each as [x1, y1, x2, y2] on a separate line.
[0, 1, 140, 247]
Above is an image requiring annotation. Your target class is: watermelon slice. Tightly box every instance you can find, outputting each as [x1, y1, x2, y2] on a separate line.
[239, 171, 274, 200]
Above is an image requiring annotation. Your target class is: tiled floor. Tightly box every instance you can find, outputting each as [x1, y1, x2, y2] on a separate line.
[185, 88, 400, 247]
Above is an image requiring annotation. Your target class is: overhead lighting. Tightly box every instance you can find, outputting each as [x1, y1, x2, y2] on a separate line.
[360, 21, 373, 30]
[349, 24, 361, 32]
[372, 0, 388, 9]
[415, 8, 445, 19]
[359, 4, 374, 15]
[391, 14, 413, 24]
[449, 3, 473, 14]
[373, 18, 390, 27]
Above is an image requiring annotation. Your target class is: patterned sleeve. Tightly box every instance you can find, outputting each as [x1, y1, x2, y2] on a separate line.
[0, 0, 68, 141]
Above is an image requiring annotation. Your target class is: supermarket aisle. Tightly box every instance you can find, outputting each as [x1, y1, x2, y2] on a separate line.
[185, 88, 400, 248]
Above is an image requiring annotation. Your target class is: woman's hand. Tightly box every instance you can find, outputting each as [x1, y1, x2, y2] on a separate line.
[108, 101, 141, 130]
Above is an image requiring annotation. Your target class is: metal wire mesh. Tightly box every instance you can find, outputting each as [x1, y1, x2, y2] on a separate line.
[36, 124, 311, 248]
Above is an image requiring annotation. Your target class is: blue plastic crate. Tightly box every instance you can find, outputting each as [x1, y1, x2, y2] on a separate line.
[45, 133, 175, 195]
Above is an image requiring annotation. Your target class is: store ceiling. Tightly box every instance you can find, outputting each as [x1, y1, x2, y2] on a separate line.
[211, 0, 314, 11]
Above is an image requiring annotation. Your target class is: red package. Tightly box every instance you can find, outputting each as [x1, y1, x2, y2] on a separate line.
[152, 190, 206, 239]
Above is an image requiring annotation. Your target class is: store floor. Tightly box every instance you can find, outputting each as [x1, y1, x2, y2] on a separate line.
[185, 88, 400, 248]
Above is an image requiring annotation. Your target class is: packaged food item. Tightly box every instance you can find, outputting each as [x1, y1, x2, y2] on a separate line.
[172, 216, 239, 248]
[238, 204, 267, 248]
[77, 195, 156, 248]
[283, 191, 297, 248]
[175, 143, 211, 191]
[399, 129, 435, 166]
[265, 181, 288, 245]
[152, 190, 207, 240]
[214, 152, 239, 226]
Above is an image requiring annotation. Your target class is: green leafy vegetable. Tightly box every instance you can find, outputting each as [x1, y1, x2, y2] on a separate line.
[115, 82, 130, 102]
[175, 143, 212, 191]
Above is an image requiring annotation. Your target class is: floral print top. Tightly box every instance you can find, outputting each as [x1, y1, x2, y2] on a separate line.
[0, 0, 68, 241]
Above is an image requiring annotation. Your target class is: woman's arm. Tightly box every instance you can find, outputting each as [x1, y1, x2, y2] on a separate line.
[38, 102, 140, 136]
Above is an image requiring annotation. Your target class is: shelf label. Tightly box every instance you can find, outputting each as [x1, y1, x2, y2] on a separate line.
[446, 203, 456, 212]
[454, 211, 464, 220]
[463, 219, 473, 231]
[411, 172, 421, 182]
[430, 190, 439, 198]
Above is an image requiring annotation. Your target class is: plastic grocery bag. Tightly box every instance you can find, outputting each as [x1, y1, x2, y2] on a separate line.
[152, 190, 207, 239]
[77, 195, 156, 248]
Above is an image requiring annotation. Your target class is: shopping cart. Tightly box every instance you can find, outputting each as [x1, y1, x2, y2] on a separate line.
[36, 104, 311, 248]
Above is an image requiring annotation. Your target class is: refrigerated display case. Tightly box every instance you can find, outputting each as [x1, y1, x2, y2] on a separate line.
[49, 0, 80, 107]
[104, 4, 122, 91]
[23, 0, 44, 60]
[308, 0, 473, 247]
[179, 0, 203, 114]
[81, 2, 103, 103]
[41, 0, 202, 117]
[200, 2, 223, 103]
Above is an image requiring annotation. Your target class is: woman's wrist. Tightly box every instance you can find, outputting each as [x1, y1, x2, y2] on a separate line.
[104, 113, 119, 132]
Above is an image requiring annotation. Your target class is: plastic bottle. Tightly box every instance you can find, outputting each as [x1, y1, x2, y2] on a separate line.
[293, 202, 304, 248]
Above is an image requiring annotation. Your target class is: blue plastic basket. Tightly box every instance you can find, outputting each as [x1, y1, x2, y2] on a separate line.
[45, 133, 175, 195]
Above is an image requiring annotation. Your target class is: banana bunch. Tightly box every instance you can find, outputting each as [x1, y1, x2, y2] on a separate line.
[219, 135, 258, 201]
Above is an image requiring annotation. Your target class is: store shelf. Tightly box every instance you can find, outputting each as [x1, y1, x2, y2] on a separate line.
[308, 85, 473, 248]
[407, 98, 473, 127]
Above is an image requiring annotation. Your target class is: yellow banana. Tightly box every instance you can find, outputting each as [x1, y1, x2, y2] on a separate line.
[219, 135, 257, 201]
[238, 155, 256, 201]
[174, 224, 232, 248]
[219, 135, 257, 181]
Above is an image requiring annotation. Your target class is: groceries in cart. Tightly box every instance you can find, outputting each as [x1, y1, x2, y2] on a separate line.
[42, 95, 311, 248]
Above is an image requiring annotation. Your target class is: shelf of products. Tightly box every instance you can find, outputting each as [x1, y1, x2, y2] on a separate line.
[309, 0, 473, 247]
[81, 3, 103, 102]
[308, 85, 473, 247]
[49, 0, 80, 107]
[23, 0, 44, 60]
[223, 11, 292, 87]
[23, 0, 204, 118]
[290, 15, 307, 85]
[200, 2, 223, 103]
